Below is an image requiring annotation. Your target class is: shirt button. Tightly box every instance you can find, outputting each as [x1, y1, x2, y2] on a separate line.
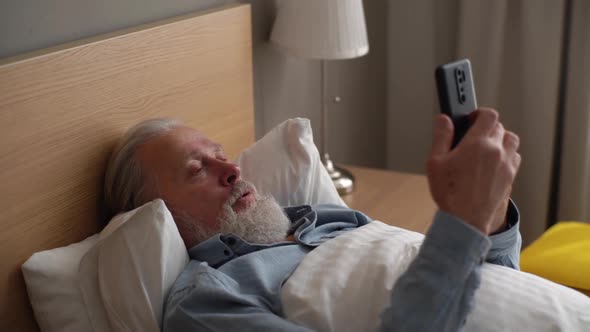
[223, 250, 231, 256]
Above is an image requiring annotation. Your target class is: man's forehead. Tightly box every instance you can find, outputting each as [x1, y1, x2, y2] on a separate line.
[175, 126, 224, 154]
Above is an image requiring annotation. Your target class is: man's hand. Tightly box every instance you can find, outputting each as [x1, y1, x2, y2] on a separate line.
[427, 108, 521, 235]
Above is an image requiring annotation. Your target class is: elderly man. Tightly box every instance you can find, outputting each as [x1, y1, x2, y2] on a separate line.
[103, 108, 521, 331]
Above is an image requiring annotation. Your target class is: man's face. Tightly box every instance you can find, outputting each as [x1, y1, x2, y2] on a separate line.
[136, 126, 289, 248]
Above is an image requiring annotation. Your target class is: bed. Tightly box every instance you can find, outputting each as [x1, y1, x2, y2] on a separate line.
[0, 4, 254, 330]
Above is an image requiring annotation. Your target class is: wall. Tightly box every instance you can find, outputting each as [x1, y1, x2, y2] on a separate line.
[0, 0, 387, 168]
[0, 0, 231, 57]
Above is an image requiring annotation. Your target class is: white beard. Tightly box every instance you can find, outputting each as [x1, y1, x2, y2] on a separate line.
[185, 180, 291, 245]
[218, 191, 291, 244]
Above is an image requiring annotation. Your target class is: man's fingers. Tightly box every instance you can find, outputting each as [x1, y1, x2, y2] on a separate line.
[511, 152, 522, 173]
[465, 108, 499, 140]
[490, 122, 505, 142]
[430, 114, 454, 157]
[503, 131, 520, 153]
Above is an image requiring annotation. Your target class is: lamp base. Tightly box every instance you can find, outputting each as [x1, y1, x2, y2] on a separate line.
[323, 153, 354, 195]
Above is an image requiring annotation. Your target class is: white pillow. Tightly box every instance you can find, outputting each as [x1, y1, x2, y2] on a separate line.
[22, 117, 340, 331]
[282, 221, 590, 332]
[236, 117, 346, 207]
[79, 199, 188, 332]
[22, 234, 99, 332]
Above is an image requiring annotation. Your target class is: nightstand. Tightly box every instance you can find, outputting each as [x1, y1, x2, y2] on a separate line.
[341, 165, 438, 234]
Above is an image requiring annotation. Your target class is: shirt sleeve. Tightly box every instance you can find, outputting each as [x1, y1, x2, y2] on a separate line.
[163, 264, 313, 332]
[377, 210, 492, 332]
[487, 199, 522, 269]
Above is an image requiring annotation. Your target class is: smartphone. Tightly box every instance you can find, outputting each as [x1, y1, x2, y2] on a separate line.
[435, 59, 478, 148]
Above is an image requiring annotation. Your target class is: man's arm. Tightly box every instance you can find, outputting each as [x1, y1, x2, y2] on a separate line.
[377, 109, 521, 332]
[165, 299, 312, 332]
[376, 200, 521, 332]
[378, 211, 491, 332]
[164, 264, 313, 332]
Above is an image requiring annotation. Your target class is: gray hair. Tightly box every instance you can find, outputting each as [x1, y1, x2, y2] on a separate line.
[103, 118, 182, 219]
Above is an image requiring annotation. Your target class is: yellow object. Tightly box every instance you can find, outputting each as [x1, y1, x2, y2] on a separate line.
[521, 221, 590, 296]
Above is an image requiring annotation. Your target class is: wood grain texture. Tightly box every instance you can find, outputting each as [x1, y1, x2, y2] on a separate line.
[0, 4, 254, 330]
[342, 165, 437, 234]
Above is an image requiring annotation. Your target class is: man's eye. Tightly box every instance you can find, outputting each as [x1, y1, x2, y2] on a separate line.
[189, 167, 203, 177]
[217, 156, 228, 162]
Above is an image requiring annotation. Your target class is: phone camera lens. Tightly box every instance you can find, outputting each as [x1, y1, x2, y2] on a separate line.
[461, 95, 466, 103]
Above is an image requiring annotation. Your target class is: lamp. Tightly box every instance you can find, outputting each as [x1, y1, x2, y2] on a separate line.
[270, 0, 369, 195]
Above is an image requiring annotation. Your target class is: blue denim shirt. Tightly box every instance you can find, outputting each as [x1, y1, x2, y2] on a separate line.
[163, 203, 521, 331]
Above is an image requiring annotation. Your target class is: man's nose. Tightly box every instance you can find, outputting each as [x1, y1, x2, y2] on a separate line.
[219, 160, 241, 186]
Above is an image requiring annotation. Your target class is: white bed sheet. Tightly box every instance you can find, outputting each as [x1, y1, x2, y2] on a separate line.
[281, 221, 590, 332]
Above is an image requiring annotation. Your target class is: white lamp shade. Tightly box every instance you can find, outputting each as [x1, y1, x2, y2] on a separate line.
[270, 0, 369, 60]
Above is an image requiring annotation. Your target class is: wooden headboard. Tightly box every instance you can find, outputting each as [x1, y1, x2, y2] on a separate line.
[0, 4, 254, 330]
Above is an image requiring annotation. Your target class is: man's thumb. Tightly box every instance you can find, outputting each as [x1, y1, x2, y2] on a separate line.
[430, 115, 453, 156]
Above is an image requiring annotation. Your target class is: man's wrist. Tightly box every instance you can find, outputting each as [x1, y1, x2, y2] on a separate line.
[490, 199, 518, 235]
